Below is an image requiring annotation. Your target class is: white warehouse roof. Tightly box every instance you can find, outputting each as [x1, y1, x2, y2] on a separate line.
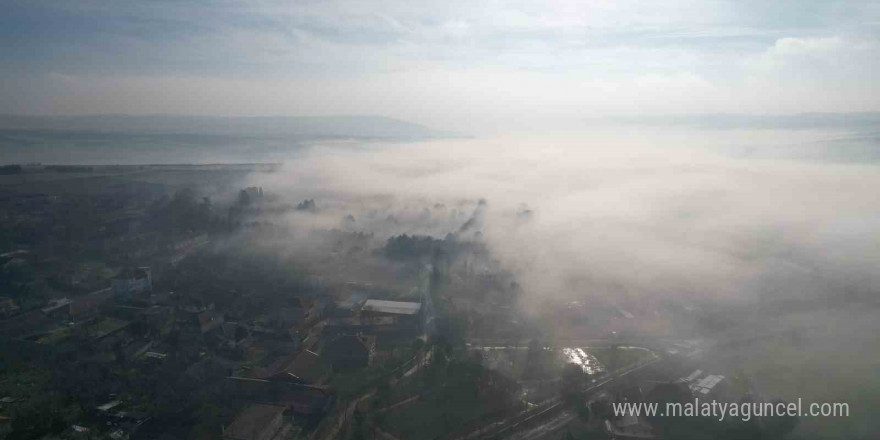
[362, 299, 422, 315]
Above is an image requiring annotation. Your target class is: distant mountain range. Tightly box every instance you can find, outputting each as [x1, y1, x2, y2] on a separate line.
[0, 114, 458, 165]
[0, 114, 453, 140]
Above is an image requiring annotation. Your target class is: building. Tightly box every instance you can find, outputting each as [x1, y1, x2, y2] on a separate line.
[221, 322, 251, 348]
[330, 293, 367, 318]
[267, 297, 324, 332]
[289, 297, 323, 326]
[323, 316, 397, 338]
[225, 377, 333, 416]
[686, 373, 726, 396]
[244, 187, 264, 200]
[69, 288, 113, 322]
[282, 386, 333, 416]
[323, 334, 375, 370]
[358, 299, 423, 342]
[143, 306, 175, 337]
[37, 288, 114, 323]
[113, 267, 152, 300]
[0, 310, 55, 341]
[222, 404, 289, 440]
[41, 298, 74, 319]
[197, 310, 224, 334]
[129, 414, 193, 440]
[97, 400, 123, 412]
[360, 299, 421, 317]
[251, 349, 330, 385]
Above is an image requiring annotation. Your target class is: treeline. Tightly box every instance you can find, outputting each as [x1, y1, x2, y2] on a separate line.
[0, 164, 22, 174]
[45, 165, 93, 173]
[382, 234, 458, 261]
[147, 188, 216, 234]
[0, 164, 94, 175]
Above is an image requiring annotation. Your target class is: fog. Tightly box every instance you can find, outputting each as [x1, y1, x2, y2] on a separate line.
[238, 126, 879, 437]
[250, 127, 880, 308]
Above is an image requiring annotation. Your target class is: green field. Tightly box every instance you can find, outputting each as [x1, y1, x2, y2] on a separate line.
[587, 346, 657, 372]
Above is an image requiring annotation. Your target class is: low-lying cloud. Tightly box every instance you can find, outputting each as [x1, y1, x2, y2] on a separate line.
[239, 126, 880, 437]
[249, 128, 880, 315]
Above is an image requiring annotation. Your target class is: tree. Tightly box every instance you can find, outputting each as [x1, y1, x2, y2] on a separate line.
[296, 199, 316, 211]
[411, 338, 426, 369]
[523, 339, 543, 379]
[129, 318, 150, 338]
[644, 383, 692, 436]
[9, 396, 68, 440]
[761, 399, 799, 439]
[560, 364, 586, 406]
[411, 338, 425, 354]
[113, 341, 126, 365]
[237, 189, 252, 207]
[152, 187, 214, 233]
[0, 164, 22, 175]
[0, 258, 38, 298]
[607, 343, 620, 374]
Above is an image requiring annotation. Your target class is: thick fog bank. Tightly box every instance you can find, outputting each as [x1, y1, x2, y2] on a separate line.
[246, 128, 879, 437]
[253, 129, 880, 310]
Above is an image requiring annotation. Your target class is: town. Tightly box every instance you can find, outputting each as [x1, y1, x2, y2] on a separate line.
[1, 164, 801, 440]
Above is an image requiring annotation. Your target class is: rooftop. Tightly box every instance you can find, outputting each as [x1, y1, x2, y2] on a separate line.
[223, 404, 286, 440]
[251, 349, 330, 384]
[97, 400, 122, 412]
[41, 298, 73, 314]
[115, 267, 150, 280]
[327, 334, 376, 354]
[289, 297, 315, 309]
[280, 350, 329, 383]
[688, 374, 725, 395]
[361, 299, 421, 315]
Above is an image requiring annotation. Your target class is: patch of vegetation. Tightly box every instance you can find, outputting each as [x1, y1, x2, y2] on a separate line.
[380, 359, 523, 440]
[83, 317, 130, 339]
[588, 347, 655, 372]
[35, 328, 71, 345]
[0, 165, 22, 175]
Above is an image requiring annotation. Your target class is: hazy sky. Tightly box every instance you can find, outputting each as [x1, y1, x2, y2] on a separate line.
[2, 0, 879, 131]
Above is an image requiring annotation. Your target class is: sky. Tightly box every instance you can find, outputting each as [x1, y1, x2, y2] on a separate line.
[1, 0, 879, 131]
